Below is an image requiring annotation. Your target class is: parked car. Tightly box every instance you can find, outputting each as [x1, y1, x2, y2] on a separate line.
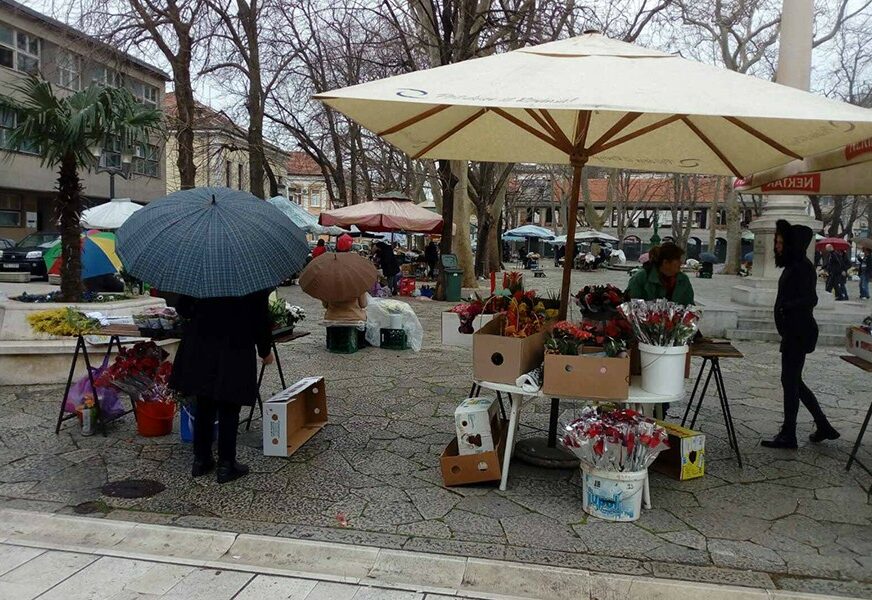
[0, 232, 60, 279]
[0, 238, 13, 250]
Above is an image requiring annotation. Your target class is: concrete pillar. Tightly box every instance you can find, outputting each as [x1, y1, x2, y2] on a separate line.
[732, 0, 830, 308]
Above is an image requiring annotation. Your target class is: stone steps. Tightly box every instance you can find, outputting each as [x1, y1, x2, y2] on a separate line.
[737, 318, 850, 336]
[726, 327, 847, 345]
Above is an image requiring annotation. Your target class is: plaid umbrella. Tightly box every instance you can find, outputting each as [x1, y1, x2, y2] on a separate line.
[116, 187, 309, 297]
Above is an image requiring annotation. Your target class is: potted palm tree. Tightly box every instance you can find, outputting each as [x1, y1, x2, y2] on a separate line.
[0, 76, 164, 301]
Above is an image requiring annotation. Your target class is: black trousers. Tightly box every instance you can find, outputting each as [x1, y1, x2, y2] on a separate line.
[193, 398, 241, 463]
[780, 348, 829, 437]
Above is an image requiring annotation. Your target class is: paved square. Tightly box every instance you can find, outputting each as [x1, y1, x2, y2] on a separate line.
[1, 270, 870, 598]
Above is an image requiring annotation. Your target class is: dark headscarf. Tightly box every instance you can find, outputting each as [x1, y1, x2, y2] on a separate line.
[775, 219, 814, 268]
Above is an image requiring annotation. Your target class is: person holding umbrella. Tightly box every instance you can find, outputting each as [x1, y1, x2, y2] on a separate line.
[825, 244, 849, 301]
[763, 219, 839, 449]
[300, 238, 378, 323]
[116, 188, 309, 484]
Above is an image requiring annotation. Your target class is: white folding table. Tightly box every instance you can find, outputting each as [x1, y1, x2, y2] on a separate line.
[471, 378, 682, 496]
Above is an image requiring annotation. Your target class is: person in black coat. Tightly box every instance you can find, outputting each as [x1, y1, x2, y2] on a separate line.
[170, 289, 274, 483]
[762, 220, 839, 449]
[424, 240, 439, 277]
[377, 242, 401, 293]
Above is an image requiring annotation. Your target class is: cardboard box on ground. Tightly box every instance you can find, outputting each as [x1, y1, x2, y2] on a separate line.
[543, 347, 630, 400]
[473, 314, 551, 384]
[651, 420, 705, 480]
[441, 413, 508, 486]
[846, 326, 872, 363]
[455, 397, 498, 455]
[263, 377, 328, 457]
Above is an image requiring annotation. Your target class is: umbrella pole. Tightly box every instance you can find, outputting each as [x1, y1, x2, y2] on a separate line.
[558, 162, 585, 320]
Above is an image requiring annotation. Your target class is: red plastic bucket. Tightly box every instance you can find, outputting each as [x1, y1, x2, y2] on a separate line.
[136, 400, 176, 437]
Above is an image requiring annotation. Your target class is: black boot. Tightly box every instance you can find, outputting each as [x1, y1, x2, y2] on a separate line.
[192, 457, 215, 477]
[216, 460, 249, 484]
[809, 425, 840, 443]
[761, 431, 798, 449]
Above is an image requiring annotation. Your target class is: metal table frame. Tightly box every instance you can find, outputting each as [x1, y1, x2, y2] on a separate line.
[841, 355, 872, 474]
[682, 343, 744, 467]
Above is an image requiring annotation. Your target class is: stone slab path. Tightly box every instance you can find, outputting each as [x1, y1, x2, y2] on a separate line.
[1, 270, 870, 598]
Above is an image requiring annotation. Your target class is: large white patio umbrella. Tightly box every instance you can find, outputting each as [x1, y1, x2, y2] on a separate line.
[81, 198, 142, 230]
[315, 33, 872, 316]
[734, 136, 872, 195]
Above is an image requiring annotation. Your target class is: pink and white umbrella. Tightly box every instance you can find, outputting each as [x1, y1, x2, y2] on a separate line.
[319, 192, 443, 234]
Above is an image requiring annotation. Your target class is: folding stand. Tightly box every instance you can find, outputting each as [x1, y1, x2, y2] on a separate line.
[242, 329, 310, 430]
[842, 355, 872, 475]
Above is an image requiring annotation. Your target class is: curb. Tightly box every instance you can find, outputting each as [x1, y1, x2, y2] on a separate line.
[0, 508, 859, 600]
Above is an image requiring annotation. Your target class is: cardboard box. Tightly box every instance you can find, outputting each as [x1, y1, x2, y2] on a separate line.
[441, 418, 508, 486]
[543, 349, 630, 400]
[263, 377, 328, 457]
[473, 315, 551, 384]
[651, 420, 705, 480]
[846, 326, 872, 363]
[455, 397, 498, 455]
[441, 312, 496, 347]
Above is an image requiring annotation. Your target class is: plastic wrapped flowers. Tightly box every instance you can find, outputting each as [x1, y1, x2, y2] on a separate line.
[618, 299, 702, 347]
[562, 407, 670, 472]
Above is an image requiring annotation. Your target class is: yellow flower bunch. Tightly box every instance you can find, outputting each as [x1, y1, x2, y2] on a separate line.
[27, 308, 100, 337]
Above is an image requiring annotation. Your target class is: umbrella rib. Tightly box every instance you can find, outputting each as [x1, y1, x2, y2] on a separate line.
[412, 108, 489, 160]
[378, 104, 452, 136]
[587, 112, 643, 154]
[525, 109, 566, 147]
[539, 109, 574, 150]
[722, 116, 803, 160]
[680, 116, 743, 178]
[573, 110, 592, 151]
[592, 114, 684, 155]
[490, 108, 571, 153]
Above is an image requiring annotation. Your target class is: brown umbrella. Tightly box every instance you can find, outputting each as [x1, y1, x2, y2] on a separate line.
[299, 252, 377, 302]
[857, 238, 872, 251]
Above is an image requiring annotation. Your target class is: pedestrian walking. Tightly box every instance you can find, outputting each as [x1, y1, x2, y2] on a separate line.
[825, 244, 849, 301]
[424, 239, 439, 278]
[859, 246, 871, 300]
[762, 220, 839, 449]
[376, 241, 400, 294]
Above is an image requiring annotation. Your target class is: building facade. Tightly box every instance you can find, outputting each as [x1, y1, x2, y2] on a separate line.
[285, 151, 329, 216]
[0, 0, 168, 241]
[164, 93, 292, 198]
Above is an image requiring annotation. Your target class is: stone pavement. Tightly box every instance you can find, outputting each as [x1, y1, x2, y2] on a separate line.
[0, 270, 871, 598]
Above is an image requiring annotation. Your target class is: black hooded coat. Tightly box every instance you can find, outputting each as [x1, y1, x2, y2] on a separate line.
[774, 220, 818, 354]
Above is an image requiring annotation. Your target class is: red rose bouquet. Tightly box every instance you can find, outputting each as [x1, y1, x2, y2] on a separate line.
[618, 299, 701, 347]
[575, 284, 625, 317]
[562, 407, 670, 472]
[450, 300, 484, 334]
[97, 341, 176, 404]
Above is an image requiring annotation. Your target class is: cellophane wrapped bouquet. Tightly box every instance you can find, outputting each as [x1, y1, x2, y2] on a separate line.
[575, 284, 625, 317]
[562, 407, 670, 472]
[96, 341, 176, 405]
[618, 299, 702, 347]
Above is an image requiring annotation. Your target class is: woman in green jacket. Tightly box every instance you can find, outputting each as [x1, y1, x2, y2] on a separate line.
[626, 243, 695, 305]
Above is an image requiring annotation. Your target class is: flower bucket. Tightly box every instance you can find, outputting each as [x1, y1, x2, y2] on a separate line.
[581, 467, 647, 522]
[638, 343, 689, 396]
[136, 400, 176, 437]
[388, 314, 403, 329]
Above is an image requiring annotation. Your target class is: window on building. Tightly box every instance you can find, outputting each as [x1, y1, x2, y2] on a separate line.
[132, 143, 159, 177]
[0, 108, 38, 154]
[56, 50, 81, 90]
[129, 80, 158, 108]
[94, 65, 124, 88]
[290, 187, 302, 204]
[101, 136, 122, 168]
[309, 189, 321, 208]
[0, 25, 40, 74]
[0, 210, 20, 227]
[225, 161, 232, 187]
[544, 208, 552, 224]
[237, 163, 244, 190]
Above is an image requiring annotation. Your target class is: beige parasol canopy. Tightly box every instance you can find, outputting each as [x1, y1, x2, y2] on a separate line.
[315, 33, 872, 316]
[735, 136, 872, 195]
[299, 252, 377, 303]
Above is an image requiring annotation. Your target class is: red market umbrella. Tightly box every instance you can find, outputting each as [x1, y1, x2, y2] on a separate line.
[319, 192, 443, 234]
[816, 237, 850, 252]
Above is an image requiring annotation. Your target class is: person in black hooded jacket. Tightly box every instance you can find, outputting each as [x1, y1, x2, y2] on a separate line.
[762, 219, 839, 449]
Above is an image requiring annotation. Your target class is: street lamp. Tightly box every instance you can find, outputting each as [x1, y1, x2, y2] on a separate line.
[649, 210, 661, 246]
[90, 143, 133, 200]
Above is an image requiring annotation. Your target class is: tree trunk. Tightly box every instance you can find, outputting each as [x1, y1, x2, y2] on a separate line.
[723, 187, 742, 274]
[828, 197, 845, 236]
[474, 202, 491, 278]
[58, 154, 84, 302]
[452, 160, 477, 288]
[435, 159, 457, 300]
[241, 1, 265, 199]
[172, 52, 196, 189]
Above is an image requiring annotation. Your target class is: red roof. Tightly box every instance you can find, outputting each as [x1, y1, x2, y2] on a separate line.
[288, 152, 322, 176]
[164, 92, 241, 132]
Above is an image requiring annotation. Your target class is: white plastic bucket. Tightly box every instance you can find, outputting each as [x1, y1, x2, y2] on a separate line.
[581, 467, 647, 522]
[389, 314, 404, 329]
[638, 343, 689, 396]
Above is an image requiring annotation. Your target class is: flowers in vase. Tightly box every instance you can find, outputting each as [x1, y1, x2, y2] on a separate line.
[618, 299, 701, 347]
[268, 297, 306, 330]
[562, 407, 670, 472]
[450, 300, 483, 334]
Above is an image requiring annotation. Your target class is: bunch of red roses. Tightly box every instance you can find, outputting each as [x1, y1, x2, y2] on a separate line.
[575, 284, 625, 316]
[618, 299, 701, 347]
[97, 342, 176, 403]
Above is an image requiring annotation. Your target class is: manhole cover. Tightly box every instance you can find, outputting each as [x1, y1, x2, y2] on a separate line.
[101, 479, 165, 499]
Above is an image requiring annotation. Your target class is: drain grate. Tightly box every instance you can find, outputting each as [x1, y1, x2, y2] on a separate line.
[101, 479, 165, 499]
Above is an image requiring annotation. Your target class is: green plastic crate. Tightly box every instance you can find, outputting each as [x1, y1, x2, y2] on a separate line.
[326, 326, 359, 353]
[380, 328, 408, 350]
